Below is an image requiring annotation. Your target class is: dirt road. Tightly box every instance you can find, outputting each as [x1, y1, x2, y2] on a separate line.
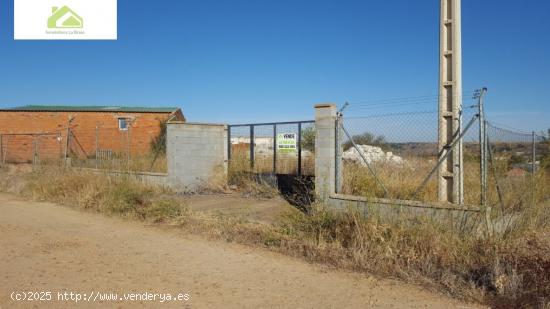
[0, 193, 481, 308]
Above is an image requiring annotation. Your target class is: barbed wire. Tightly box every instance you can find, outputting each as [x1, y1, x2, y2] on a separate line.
[487, 121, 543, 136]
[345, 110, 437, 119]
[346, 90, 479, 110]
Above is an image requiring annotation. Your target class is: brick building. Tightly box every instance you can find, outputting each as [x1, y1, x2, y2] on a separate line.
[0, 105, 184, 163]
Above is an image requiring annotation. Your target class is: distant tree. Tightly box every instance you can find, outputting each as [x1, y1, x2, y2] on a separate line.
[343, 132, 387, 151]
[301, 126, 315, 152]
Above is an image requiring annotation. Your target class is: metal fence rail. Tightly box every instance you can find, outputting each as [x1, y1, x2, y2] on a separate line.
[228, 120, 315, 176]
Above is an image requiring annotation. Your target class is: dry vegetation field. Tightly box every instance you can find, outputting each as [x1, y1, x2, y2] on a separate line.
[69, 154, 168, 173]
[342, 156, 549, 207]
[229, 148, 315, 176]
[0, 163, 548, 308]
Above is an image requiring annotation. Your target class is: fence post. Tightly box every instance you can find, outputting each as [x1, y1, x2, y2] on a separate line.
[273, 124, 277, 174]
[334, 116, 338, 194]
[58, 132, 62, 165]
[95, 126, 99, 169]
[32, 136, 37, 168]
[297, 122, 302, 176]
[532, 131, 536, 208]
[314, 104, 339, 203]
[458, 108, 464, 204]
[477, 88, 488, 207]
[335, 112, 344, 196]
[227, 126, 232, 162]
[532, 131, 536, 174]
[482, 120, 489, 206]
[37, 135, 42, 166]
[250, 125, 255, 170]
[64, 116, 74, 166]
[64, 128, 70, 161]
[483, 120, 493, 235]
[477, 89, 492, 235]
[0, 134, 3, 165]
[127, 123, 131, 171]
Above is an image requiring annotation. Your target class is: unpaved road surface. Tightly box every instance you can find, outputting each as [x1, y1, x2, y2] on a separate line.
[0, 193, 481, 308]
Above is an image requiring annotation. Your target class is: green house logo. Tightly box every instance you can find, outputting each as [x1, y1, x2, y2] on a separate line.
[47, 6, 83, 29]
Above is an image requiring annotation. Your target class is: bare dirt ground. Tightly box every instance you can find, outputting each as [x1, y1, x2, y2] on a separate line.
[0, 193, 482, 308]
[184, 194, 293, 224]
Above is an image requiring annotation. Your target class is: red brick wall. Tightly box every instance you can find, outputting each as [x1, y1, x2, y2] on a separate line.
[0, 111, 176, 163]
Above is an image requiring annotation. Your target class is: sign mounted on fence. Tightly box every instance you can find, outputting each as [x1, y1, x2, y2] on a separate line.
[277, 133, 297, 153]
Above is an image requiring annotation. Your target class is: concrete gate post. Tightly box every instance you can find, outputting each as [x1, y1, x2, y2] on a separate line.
[314, 104, 341, 204]
[166, 122, 228, 191]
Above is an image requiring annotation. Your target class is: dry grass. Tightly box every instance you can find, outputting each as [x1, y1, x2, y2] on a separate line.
[19, 167, 185, 222]
[280, 206, 549, 308]
[1, 166, 549, 308]
[341, 158, 485, 203]
[69, 153, 168, 173]
[229, 148, 315, 176]
[227, 153, 280, 198]
[341, 156, 549, 210]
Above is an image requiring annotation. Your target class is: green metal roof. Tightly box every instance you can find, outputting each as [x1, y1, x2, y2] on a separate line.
[3, 105, 179, 113]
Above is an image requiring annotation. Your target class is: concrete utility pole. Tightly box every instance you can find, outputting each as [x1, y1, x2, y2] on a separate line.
[438, 0, 463, 203]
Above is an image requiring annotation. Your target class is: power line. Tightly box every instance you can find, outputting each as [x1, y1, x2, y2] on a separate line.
[345, 110, 438, 119]
[348, 101, 438, 110]
[348, 90, 477, 107]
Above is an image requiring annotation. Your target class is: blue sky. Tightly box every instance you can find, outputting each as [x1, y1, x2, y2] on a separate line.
[0, 0, 548, 132]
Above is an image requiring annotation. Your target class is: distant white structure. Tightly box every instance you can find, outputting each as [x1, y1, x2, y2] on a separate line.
[231, 137, 273, 154]
[230, 136, 313, 158]
[343, 145, 404, 166]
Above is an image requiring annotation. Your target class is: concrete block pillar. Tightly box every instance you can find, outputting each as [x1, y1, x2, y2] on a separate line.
[314, 104, 341, 203]
[166, 122, 228, 191]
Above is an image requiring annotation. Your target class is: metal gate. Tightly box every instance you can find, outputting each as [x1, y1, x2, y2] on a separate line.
[228, 120, 315, 176]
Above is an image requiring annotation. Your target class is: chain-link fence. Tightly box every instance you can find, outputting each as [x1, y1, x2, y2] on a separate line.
[0, 133, 64, 165]
[340, 110, 460, 203]
[485, 123, 549, 215]
[339, 93, 549, 212]
[0, 124, 167, 173]
[68, 124, 167, 173]
[228, 121, 315, 176]
[339, 91, 489, 206]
